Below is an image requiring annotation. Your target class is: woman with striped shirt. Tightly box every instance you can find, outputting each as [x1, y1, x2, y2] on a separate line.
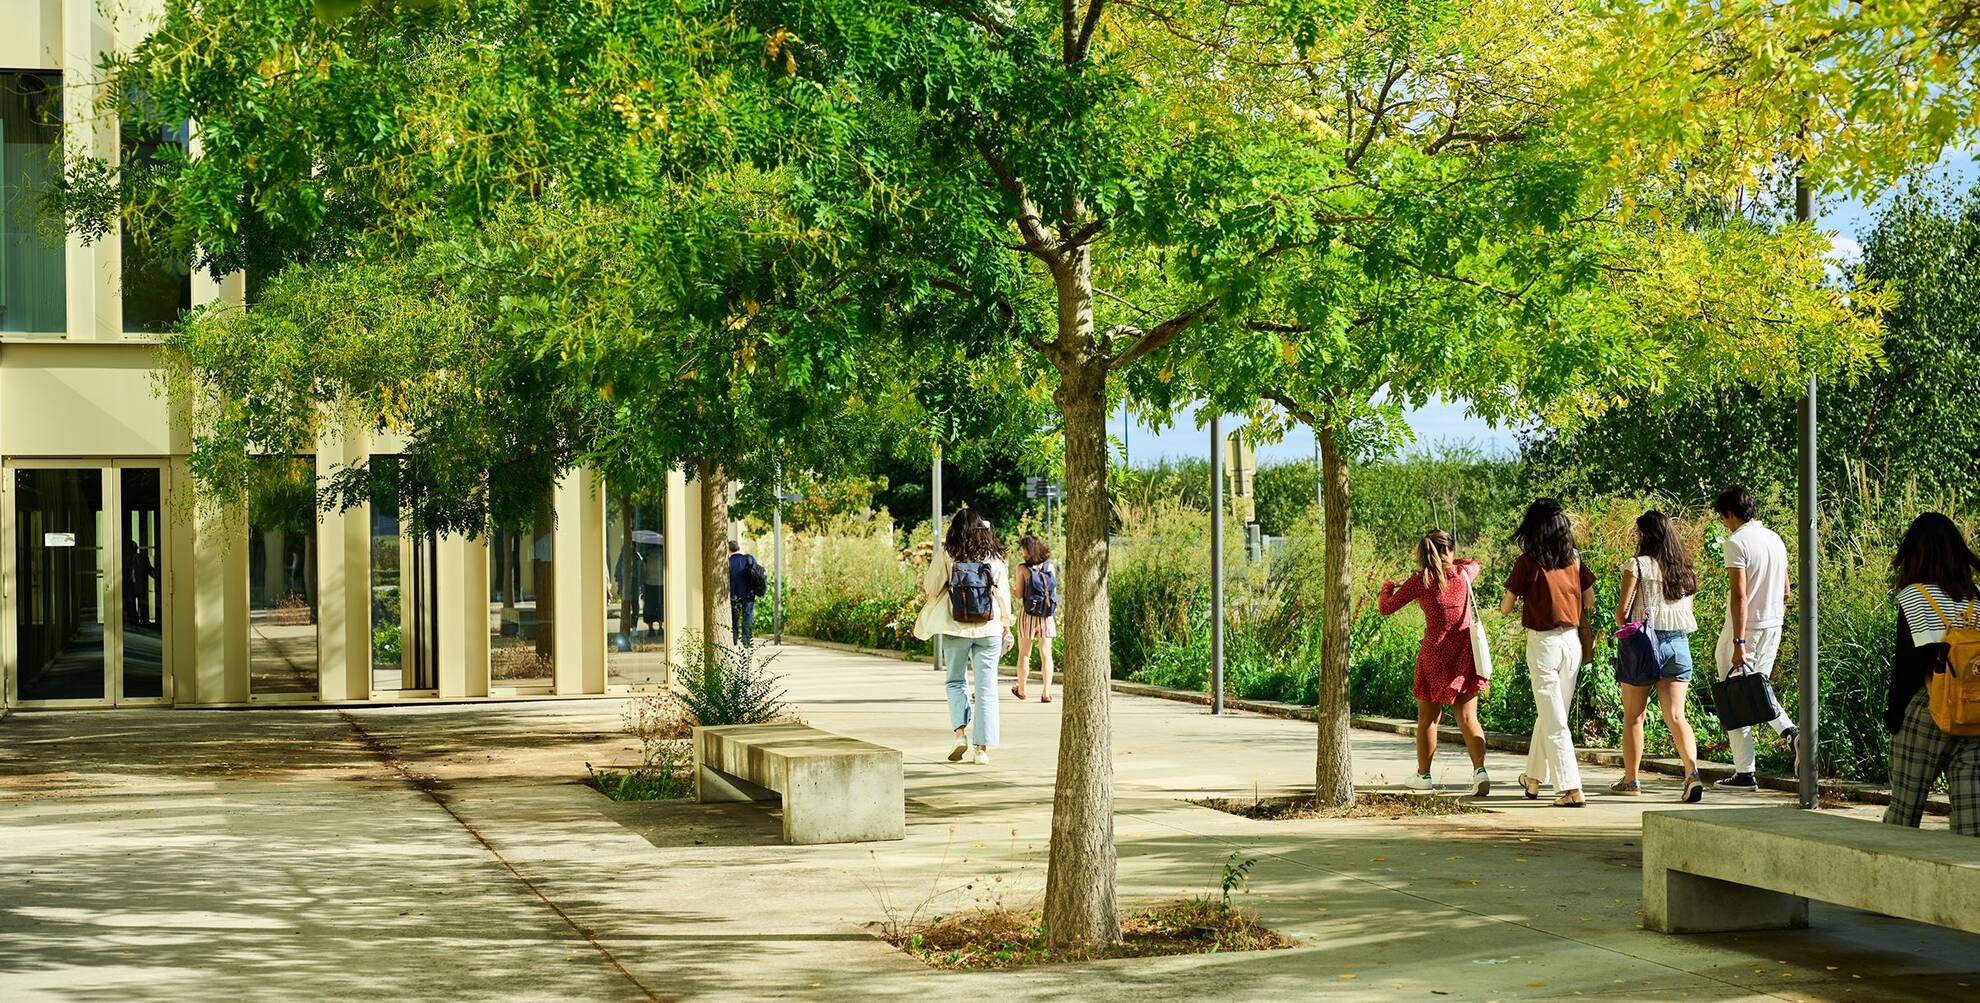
[1886, 513, 1980, 836]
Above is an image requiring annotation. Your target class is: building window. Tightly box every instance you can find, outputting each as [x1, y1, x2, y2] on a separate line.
[248, 456, 319, 697]
[489, 492, 555, 688]
[606, 482, 666, 686]
[0, 71, 66, 335]
[120, 110, 191, 334]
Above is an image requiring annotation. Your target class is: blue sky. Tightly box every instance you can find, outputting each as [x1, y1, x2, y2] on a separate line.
[1118, 151, 1980, 467]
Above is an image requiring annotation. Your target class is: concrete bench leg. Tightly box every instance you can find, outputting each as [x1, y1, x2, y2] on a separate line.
[1644, 866, 1810, 934]
[696, 765, 778, 805]
[781, 754, 905, 845]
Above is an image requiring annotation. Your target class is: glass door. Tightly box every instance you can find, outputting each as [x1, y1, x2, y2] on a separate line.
[10, 468, 107, 703]
[116, 465, 166, 703]
[6, 462, 170, 707]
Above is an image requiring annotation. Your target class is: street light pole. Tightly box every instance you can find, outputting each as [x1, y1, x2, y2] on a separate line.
[932, 444, 943, 672]
[1796, 174, 1820, 810]
[773, 460, 785, 645]
[1210, 413, 1225, 715]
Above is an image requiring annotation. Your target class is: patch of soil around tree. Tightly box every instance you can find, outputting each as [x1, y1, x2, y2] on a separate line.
[881, 899, 1295, 970]
[1193, 791, 1491, 820]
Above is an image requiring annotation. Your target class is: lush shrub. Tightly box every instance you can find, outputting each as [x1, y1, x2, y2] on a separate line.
[1109, 500, 1210, 677]
[675, 633, 789, 726]
[774, 451, 1937, 784]
[781, 518, 931, 656]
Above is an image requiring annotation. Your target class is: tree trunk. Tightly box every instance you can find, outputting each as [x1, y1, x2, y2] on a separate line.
[697, 459, 731, 651]
[1041, 243, 1121, 948]
[1315, 425, 1356, 807]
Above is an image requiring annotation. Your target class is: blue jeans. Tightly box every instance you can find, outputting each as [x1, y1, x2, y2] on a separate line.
[731, 599, 756, 646]
[944, 634, 1001, 747]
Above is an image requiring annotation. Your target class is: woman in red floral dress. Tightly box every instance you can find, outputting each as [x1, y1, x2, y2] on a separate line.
[1378, 529, 1492, 796]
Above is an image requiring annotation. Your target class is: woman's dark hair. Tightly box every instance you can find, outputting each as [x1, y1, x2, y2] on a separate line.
[1509, 498, 1576, 570]
[1712, 485, 1758, 522]
[1019, 534, 1051, 564]
[944, 510, 1003, 562]
[1891, 512, 1980, 602]
[1635, 510, 1697, 601]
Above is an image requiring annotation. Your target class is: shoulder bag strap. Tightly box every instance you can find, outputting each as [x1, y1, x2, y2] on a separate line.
[1629, 557, 1648, 624]
[1913, 583, 1952, 628]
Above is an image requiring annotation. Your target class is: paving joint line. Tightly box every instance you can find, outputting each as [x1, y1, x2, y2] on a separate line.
[892, 703, 1796, 1000]
[338, 710, 672, 1003]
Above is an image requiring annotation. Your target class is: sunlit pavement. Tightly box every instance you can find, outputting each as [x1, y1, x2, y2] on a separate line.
[2, 642, 1975, 1001]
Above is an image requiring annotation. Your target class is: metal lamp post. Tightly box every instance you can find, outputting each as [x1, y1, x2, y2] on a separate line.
[932, 445, 943, 672]
[1210, 413, 1225, 715]
[1796, 175, 1820, 810]
[771, 461, 800, 646]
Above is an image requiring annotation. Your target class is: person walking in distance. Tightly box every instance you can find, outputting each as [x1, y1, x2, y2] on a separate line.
[1377, 529, 1492, 796]
[1710, 486, 1799, 790]
[726, 541, 768, 647]
[912, 511, 1013, 765]
[1610, 511, 1706, 802]
[1883, 513, 1980, 836]
[1010, 534, 1059, 703]
[1501, 499, 1595, 807]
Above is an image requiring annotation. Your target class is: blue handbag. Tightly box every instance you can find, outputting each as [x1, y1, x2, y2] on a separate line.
[1612, 560, 1661, 685]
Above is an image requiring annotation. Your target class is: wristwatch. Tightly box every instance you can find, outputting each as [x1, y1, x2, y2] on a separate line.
[1734, 638, 1747, 646]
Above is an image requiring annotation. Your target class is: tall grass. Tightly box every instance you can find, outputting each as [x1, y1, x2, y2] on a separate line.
[780, 516, 930, 654]
[776, 452, 1946, 783]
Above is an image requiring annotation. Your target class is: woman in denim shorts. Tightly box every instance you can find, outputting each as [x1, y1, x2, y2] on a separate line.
[1612, 511, 1705, 802]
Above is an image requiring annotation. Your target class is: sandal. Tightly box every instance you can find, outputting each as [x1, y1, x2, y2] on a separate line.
[1552, 790, 1586, 808]
[1040, 693, 1051, 703]
[1518, 773, 1540, 800]
[1010, 686, 1025, 700]
[1608, 779, 1641, 796]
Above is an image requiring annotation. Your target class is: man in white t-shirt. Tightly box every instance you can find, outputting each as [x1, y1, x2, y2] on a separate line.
[1712, 485, 1799, 789]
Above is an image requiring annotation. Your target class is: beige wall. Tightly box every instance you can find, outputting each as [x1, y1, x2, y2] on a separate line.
[0, 343, 183, 456]
[0, 1, 62, 71]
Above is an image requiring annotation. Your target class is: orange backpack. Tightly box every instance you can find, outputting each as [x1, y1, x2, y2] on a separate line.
[1910, 585, 1980, 736]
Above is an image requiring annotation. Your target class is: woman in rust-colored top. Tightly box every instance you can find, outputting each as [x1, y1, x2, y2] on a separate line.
[1378, 529, 1491, 797]
[1500, 499, 1595, 807]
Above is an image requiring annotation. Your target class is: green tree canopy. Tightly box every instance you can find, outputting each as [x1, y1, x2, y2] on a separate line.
[1526, 181, 1980, 507]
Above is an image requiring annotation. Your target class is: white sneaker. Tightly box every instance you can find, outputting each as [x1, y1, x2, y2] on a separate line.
[948, 737, 968, 762]
[1405, 773, 1434, 791]
[971, 747, 991, 766]
[1471, 768, 1491, 798]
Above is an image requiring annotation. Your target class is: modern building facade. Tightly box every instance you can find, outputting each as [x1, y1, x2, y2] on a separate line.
[1, 1, 712, 711]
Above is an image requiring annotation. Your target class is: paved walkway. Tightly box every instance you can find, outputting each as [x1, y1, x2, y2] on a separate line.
[2, 643, 1975, 1001]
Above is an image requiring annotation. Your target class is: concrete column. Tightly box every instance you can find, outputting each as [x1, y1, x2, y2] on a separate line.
[191, 496, 247, 703]
[258, 529, 284, 602]
[166, 458, 198, 704]
[664, 465, 704, 665]
[62, 0, 113, 340]
[315, 438, 371, 700]
[435, 533, 488, 698]
[553, 468, 605, 694]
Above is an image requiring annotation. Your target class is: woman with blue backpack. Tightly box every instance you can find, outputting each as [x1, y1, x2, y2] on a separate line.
[1010, 534, 1058, 702]
[913, 510, 1014, 765]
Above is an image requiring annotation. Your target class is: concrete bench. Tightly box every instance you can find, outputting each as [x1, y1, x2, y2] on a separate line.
[693, 723, 904, 844]
[1643, 807, 1980, 935]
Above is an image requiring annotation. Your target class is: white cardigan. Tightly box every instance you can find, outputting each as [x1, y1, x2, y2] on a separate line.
[913, 550, 1012, 640]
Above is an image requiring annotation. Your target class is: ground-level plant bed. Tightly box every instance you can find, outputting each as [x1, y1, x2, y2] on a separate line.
[881, 898, 1295, 970]
[584, 759, 693, 801]
[1192, 791, 1491, 821]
